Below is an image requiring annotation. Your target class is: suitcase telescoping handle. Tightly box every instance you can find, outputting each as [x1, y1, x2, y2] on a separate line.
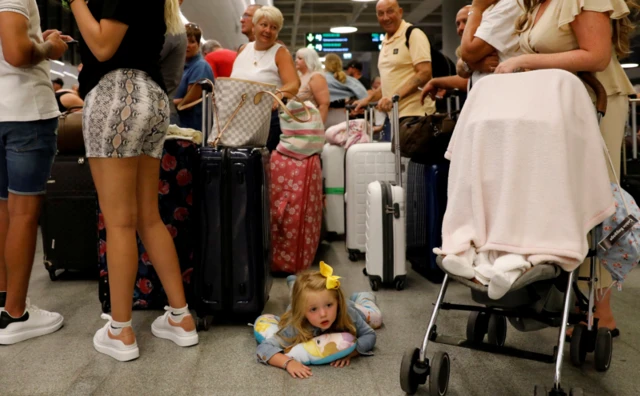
[391, 94, 402, 188]
[198, 78, 214, 148]
[345, 102, 378, 140]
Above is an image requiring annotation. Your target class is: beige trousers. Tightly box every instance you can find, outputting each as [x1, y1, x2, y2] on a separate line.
[579, 94, 629, 288]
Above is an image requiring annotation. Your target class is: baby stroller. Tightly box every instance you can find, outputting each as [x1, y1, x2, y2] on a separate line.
[399, 72, 615, 396]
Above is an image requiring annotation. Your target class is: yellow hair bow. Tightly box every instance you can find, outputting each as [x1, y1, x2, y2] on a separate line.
[320, 261, 341, 290]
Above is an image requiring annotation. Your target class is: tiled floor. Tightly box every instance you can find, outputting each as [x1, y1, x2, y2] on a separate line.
[0, 236, 637, 396]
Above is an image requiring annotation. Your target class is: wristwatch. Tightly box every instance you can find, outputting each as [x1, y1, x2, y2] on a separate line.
[461, 61, 471, 74]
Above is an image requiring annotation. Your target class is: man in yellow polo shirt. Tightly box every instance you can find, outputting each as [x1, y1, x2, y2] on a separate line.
[355, 0, 435, 118]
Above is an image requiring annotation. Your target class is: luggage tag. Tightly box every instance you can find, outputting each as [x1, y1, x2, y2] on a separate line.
[598, 214, 638, 251]
[598, 132, 638, 252]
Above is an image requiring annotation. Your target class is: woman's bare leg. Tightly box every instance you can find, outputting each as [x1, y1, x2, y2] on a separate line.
[135, 154, 186, 309]
[90, 157, 139, 323]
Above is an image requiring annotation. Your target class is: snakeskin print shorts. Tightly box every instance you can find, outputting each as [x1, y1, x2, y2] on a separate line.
[82, 69, 169, 159]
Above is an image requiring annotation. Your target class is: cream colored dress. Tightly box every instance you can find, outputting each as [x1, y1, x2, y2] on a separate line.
[519, 0, 635, 287]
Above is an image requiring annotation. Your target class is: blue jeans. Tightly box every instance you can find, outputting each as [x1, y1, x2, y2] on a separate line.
[0, 118, 58, 199]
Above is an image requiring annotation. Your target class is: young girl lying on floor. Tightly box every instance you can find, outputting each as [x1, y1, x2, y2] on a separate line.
[256, 262, 382, 379]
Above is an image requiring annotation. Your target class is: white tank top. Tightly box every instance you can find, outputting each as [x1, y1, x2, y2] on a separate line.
[230, 42, 282, 87]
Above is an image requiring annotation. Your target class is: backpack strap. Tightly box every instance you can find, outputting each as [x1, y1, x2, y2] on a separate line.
[404, 25, 416, 49]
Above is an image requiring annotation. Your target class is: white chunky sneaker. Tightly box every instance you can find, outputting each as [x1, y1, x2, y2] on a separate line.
[0, 298, 64, 345]
[151, 306, 199, 347]
[93, 314, 139, 362]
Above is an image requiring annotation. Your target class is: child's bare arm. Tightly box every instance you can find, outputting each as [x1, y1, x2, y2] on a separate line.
[268, 353, 313, 379]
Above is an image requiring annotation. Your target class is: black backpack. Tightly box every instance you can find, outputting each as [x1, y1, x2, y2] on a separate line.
[405, 26, 456, 78]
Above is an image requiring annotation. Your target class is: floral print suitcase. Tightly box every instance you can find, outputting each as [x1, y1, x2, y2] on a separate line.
[98, 139, 197, 312]
[269, 152, 323, 274]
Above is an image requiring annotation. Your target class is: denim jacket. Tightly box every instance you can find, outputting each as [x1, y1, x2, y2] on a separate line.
[325, 73, 369, 103]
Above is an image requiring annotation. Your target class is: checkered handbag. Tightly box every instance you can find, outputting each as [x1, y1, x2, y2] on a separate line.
[208, 77, 277, 147]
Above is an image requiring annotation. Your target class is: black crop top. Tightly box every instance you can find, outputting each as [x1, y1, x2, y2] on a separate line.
[78, 0, 167, 99]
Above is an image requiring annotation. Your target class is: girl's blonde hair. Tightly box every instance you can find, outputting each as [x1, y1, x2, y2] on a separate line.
[277, 269, 356, 348]
[324, 54, 347, 84]
[515, 0, 640, 59]
[165, 0, 185, 35]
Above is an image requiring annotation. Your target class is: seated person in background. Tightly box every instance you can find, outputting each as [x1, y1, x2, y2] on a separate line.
[230, 5, 300, 152]
[203, 40, 237, 78]
[295, 47, 329, 124]
[51, 78, 84, 112]
[256, 263, 381, 378]
[55, 89, 84, 113]
[51, 77, 63, 91]
[174, 23, 214, 132]
[324, 54, 368, 129]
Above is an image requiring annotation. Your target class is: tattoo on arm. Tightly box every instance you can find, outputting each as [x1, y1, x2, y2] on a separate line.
[30, 41, 52, 65]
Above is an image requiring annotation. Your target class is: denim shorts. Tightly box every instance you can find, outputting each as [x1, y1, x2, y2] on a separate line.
[0, 118, 58, 200]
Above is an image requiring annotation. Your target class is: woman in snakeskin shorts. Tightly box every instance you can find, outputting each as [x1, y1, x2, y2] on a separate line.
[71, 0, 199, 361]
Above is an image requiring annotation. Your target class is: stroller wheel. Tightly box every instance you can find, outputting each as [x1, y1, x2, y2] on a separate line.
[466, 311, 489, 344]
[533, 385, 548, 396]
[570, 388, 584, 396]
[400, 347, 421, 395]
[429, 351, 450, 396]
[487, 315, 507, 347]
[594, 327, 613, 372]
[570, 323, 587, 366]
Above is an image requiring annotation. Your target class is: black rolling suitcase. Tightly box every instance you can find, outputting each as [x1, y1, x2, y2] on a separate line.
[192, 79, 271, 329]
[41, 155, 98, 280]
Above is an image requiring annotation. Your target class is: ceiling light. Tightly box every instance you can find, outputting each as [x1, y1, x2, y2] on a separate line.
[622, 63, 639, 69]
[51, 60, 65, 66]
[351, 0, 376, 2]
[63, 71, 78, 79]
[330, 26, 358, 34]
[50, 70, 64, 77]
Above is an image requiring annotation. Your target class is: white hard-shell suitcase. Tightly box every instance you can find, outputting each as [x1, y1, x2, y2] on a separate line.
[345, 143, 408, 261]
[321, 143, 346, 235]
[323, 104, 391, 240]
[364, 96, 407, 290]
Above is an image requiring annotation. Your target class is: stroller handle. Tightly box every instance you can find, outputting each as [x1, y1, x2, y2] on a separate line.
[578, 72, 607, 117]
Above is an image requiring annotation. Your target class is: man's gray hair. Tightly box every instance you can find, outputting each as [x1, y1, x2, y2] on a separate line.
[202, 40, 222, 56]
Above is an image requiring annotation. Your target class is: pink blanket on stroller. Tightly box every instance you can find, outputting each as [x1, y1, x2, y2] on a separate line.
[438, 69, 615, 272]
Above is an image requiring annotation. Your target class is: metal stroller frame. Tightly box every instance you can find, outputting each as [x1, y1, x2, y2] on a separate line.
[399, 73, 614, 396]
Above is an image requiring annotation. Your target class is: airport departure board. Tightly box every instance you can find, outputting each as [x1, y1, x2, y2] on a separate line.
[305, 32, 386, 53]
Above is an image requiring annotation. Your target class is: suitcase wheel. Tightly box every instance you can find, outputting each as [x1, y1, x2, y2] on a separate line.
[44, 261, 58, 281]
[348, 251, 359, 262]
[196, 316, 212, 332]
[369, 277, 380, 292]
[362, 268, 368, 276]
[395, 278, 406, 291]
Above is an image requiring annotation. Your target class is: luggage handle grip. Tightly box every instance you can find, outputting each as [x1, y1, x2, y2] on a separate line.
[254, 91, 312, 124]
[391, 95, 402, 188]
[197, 79, 215, 147]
